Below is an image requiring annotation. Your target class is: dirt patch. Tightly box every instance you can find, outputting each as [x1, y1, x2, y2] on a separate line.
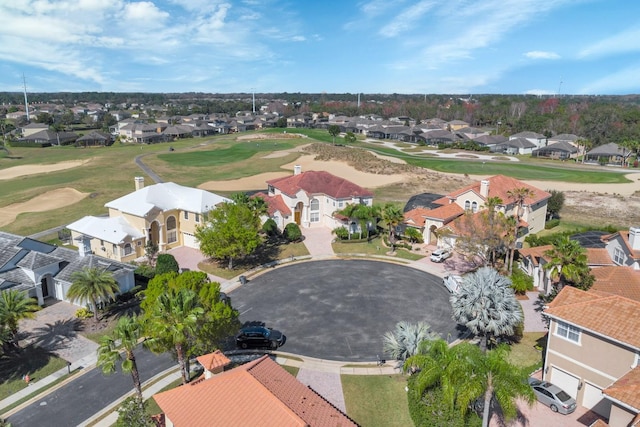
[0, 188, 89, 227]
[0, 160, 89, 180]
[236, 132, 306, 141]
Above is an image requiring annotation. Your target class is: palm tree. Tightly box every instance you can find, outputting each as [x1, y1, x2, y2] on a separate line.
[382, 321, 438, 361]
[450, 267, 522, 352]
[67, 267, 120, 321]
[381, 203, 404, 251]
[0, 290, 39, 349]
[484, 196, 503, 267]
[97, 316, 144, 403]
[506, 187, 535, 273]
[144, 288, 203, 384]
[405, 339, 534, 427]
[544, 236, 593, 291]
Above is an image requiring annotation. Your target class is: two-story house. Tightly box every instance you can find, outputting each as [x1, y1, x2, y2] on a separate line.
[543, 286, 640, 425]
[257, 166, 373, 230]
[602, 227, 640, 270]
[67, 177, 229, 262]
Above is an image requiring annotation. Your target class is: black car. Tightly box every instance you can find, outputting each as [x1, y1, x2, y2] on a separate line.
[235, 326, 285, 349]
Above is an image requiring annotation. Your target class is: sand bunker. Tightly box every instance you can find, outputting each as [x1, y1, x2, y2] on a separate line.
[199, 155, 409, 192]
[524, 173, 640, 196]
[0, 160, 89, 180]
[0, 188, 89, 227]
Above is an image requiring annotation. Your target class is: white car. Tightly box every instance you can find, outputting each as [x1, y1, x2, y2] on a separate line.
[443, 275, 463, 293]
[430, 248, 452, 263]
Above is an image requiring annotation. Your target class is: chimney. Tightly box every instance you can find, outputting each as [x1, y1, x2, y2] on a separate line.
[480, 180, 490, 198]
[135, 176, 145, 191]
[629, 227, 640, 250]
[294, 165, 302, 176]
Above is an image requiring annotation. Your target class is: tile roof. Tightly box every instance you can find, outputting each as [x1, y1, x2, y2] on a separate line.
[153, 355, 357, 427]
[603, 365, 640, 411]
[586, 248, 614, 266]
[403, 207, 431, 226]
[196, 350, 230, 372]
[447, 175, 550, 206]
[267, 170, 373, 200]
[421, 203, 464, 222]
[544, 286, 640, 349]
[591, 266, 640, 302]
[253, 192, 292, 216]
[518, 245, 553, 267]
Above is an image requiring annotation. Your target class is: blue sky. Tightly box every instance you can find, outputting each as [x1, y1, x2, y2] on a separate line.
[0, 0, 639, 95]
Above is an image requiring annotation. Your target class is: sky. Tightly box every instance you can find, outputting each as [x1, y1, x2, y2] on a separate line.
[0, 0, 639, 95]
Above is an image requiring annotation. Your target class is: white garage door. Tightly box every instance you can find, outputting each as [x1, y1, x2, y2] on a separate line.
[182, 232, 199, 248]
[550, 367, 580, 399]
[582, 383, 611, 417]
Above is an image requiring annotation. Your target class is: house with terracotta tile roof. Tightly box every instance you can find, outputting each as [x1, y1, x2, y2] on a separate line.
[153, 354, 358, 427]
[67, 177, 230, 262]
[404, 175, 550, 247]
[542, 286, 640, 425]
[264, 166, 373, 230]
[602, 228, 640, 270]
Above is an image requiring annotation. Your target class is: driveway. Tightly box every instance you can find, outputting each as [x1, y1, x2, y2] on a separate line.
[229, 259, 463, 362]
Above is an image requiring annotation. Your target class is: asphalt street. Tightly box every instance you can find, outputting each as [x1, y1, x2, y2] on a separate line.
[7, 347, 174, 427]
[229, 259, 463, 362]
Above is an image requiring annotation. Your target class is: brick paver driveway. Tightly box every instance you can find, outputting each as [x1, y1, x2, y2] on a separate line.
[228, 259, 463, 362]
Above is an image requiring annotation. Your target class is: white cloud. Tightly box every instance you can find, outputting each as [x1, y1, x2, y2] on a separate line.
[579, 65, 640, 94]
[379, 1, 436, 38]
[119, 2, 169, 28]
[525, 51, 560, 60]
[578, 27, 640, 58]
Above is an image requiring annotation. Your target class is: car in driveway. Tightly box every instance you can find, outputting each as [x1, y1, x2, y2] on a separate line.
[430, 248, 452, 263]
[528, 378, 577, 414]
[236, 326, 285, 349]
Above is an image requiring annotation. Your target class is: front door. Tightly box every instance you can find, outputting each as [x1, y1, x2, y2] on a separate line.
[41, 277, 49, 298]
[294, 202, 303, 225]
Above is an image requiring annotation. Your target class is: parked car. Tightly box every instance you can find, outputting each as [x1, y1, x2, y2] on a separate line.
[236, 326, 285, 349]
[430, 248, 452, 263]
[528, 378, 577, 414]
[443, 274, 463, 293]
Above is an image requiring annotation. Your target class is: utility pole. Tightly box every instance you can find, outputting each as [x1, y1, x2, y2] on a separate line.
[22, 73, 30, 122]
[252, 88, 255, 114]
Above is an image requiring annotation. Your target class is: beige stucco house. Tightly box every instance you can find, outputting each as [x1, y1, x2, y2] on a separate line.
[258, 166, 373, 230]
[543, 286, 640, 426]
[67, 178, 229, 262]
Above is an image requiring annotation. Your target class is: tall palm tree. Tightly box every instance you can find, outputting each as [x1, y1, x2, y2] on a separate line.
[97, 316, 144, 403]
[0, 290, 39, 349]
[484, 196, 503, 267]
[382, 321, 438, 361]
[67, 267, 120, 322]
[544, 236, 593, 290]
[506, 187, 535, 273]
[381, 203, 404, 251]
[144, 288, 203, 384]
[450, 267, 522, 352]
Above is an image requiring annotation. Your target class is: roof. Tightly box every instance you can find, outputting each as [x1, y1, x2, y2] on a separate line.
[403, 193, 445, 212]
[267, 170, 373, 200]
[67, 215, 145, 244]
[518, 245, 553, 267]
[587, 142, 628, 156]
[603, 365, 640, 411]
[153, 355, 357, 427]
[510, 131, 545, 139]
[534, 141, 578, 154]
[585, 248, 614, 266]
[544, 286, 640, 349]
[253, 192, 291, 216]
[591, 266, 640, 302]
[105, 182, 230, 217]
[602, 230, 640, 260]
[570, 230, 608, 248]
[196, 350, 231, 372]
[447, 175, 551, 206]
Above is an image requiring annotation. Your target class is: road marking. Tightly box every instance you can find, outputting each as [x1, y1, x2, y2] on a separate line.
[344, 337, 353, 355]
[240, 307, 253, 316]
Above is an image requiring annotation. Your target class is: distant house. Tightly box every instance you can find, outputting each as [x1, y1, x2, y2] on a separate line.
[447, 120, 469, 131]
[509, 131, 547, 149]
[543, 286, 640, 425]
[76, 131, 112, 147]
[67, 178, 229, 262]
[0, 231, 134, 306]
[493, 137, 537, 155]
[153, 353, 357, 427]
[532, 141, 578, 159]
[585, 143, 630, 166]
[260, 167, 373, 230]
[19, 129, 78, 146]
[20, 123, 49, 137]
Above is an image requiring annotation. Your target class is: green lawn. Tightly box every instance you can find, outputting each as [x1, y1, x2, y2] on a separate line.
[0, 345, 68, 400]
[508, 332, 546, 370]
[342, 374, 413, 427]
[333, 237, 424, 261]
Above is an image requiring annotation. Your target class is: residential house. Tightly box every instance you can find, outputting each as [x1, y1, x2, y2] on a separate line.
[543, 286, 640, 425]
[509, 131, 547, 149]
[602, 227, 640, 270]
[532, 141, 578, 160]
[585, 143, 630, 166]
[76, 131, 112, 147]
[153, 353, 357, 427]
[447, 120, 469, 131]
[20, 123, 49, 137]
[493, 137, 537, 155]
[404, 175, 550, 247]
[261, 167, 373, 230]
[0, 231, 134, 306]
[19, 129, 78, 146]
[67, 178, 229, 262]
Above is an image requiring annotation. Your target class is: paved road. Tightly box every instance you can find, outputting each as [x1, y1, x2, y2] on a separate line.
[7, 348, 174, 427]
[134, 153, 164, 183]
[229, 259, 463, 362]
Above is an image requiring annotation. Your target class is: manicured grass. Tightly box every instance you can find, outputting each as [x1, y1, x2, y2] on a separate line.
[508, 332, 546, 370]
[0, 345, 67, 400]
[332, 237, 424, 261]
[342, 374, 413, 427]
[281, 365, 300, 377]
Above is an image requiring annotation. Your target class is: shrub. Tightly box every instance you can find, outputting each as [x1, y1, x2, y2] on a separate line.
[134, 263, 155, 280]
[510, 268, 533, 295]
[75, 307, 93, 319]
[332, 226, 349, 240]
[155, 253, 179, 275]
[544, 219, 560, 229]
[284, 223, 302, 242]
[407, 376, 481, 427]
[115, 397, 154, 427]
[262, 218, 279, 237]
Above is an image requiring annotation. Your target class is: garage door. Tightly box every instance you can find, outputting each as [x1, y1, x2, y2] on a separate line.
[582, 383, 611, 417]
[550, 367, 580, 399]
[182, 232, 199, 248]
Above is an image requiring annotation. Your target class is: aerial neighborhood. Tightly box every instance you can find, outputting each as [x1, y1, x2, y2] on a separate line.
[1, 93, 640, 427]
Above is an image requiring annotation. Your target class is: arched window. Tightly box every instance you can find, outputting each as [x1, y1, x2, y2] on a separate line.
[464, 200, 471, 211]
[310, 199, 320, 211]
[310, 198, 320, 222]
[166, 216, 177, 243]
[124, 243, 133, 255]
[471, 201, 478, 213]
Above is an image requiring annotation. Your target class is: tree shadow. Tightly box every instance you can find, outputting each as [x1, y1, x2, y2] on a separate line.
[0, 344, 59, 383]
[20, 318, 82, 353]
[211, 238, 288, 271]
